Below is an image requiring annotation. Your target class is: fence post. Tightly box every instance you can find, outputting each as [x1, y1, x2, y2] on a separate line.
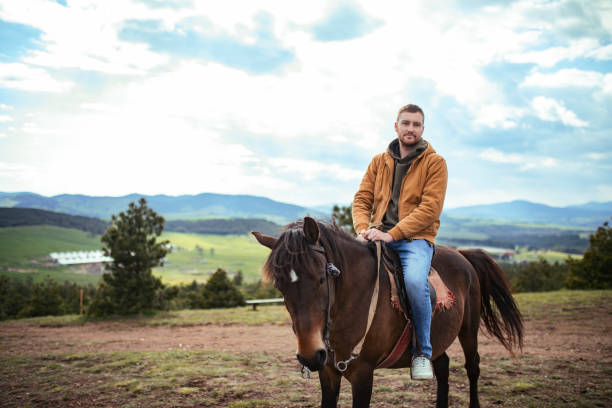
[79, 289, 84, 315]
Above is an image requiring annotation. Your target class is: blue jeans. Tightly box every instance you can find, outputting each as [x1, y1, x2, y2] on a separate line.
[387, 238, 434, 359]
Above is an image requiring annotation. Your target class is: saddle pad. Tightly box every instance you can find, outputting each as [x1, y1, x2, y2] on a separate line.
[380, 243, 455, 316]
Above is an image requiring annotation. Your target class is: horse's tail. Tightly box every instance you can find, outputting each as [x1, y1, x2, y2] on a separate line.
[459, 249, 524, 352]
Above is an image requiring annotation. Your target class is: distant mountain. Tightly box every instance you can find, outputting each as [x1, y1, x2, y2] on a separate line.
[445, 200, 611, 228]
[0, 192, 326, 224]
[1, 192, 609, 229]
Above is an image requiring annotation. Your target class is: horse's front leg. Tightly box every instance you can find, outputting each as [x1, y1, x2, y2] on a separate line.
[433, 352, 450, 408]
[346, 366, 374, 408]
[319, 364, 342, 408]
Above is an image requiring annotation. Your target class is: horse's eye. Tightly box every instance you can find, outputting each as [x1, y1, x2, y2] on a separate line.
[319, 277, 324, 285]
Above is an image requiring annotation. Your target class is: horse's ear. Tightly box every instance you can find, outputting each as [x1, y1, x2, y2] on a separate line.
[251, 231, 277, 249]
[303, 216, 319, 244]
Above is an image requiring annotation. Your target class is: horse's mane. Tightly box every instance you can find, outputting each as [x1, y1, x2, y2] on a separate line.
[263, 219, 360, 286]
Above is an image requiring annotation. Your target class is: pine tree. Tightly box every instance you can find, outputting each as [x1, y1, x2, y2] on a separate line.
[332, 204, 355, 234]
[89, 198, 170, 315]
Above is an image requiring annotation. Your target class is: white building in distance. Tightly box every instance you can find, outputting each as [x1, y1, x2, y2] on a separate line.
[49, 250, 112, 265]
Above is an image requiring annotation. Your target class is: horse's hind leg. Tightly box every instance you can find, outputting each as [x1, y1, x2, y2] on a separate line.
[319, 365, 341, 408]
[433, 352, 449, 408]
[459, 315, 481, 407]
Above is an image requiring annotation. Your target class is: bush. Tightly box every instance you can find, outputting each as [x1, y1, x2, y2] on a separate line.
[0, 276, 98, 319]
[506, 259, 568, 293]
[242, 279, 281, 299]
[199, 269, 245, 309]
[0, 275, 31, 319]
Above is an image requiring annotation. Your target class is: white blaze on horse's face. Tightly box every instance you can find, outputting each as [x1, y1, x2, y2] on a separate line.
[290, 269, 299, 283]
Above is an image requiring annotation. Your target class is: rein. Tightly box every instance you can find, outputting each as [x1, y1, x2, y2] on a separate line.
[308, 241, 381, 373]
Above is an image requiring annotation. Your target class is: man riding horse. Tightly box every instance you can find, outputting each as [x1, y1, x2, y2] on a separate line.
[353, 103, 447, 380]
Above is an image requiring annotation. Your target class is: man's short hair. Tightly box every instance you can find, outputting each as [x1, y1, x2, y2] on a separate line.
[397, 104, 425, 123]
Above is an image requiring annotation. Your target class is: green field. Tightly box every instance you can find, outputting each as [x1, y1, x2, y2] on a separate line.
[0, 226, 270, 285]
[513, 248, 582, 263]
[156, 232, 270, 284]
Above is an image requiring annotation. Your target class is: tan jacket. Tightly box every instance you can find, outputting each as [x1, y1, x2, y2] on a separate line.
[352, 141, 448, 244]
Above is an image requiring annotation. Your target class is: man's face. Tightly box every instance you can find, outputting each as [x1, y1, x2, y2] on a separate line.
[395, 111, 424, 147]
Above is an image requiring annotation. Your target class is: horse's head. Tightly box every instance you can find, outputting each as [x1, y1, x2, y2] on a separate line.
[252, 216, 342, 372]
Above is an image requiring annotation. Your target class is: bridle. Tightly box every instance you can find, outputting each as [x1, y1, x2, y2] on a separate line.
[305, 241, 380, 374]
[307, 243, 341, 356]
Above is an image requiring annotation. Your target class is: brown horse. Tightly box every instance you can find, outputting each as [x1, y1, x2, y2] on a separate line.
[253, 217, 523, 408]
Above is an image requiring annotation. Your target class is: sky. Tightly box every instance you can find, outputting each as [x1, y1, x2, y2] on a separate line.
[0, 0, 611, 209]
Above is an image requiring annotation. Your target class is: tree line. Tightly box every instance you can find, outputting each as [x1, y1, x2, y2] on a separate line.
[0, 269, 280, 320]
[0, 207, 109, 235]
[165, 218, 281, 236]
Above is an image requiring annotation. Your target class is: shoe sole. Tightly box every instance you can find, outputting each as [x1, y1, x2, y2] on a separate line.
[411, 374, 434, 380]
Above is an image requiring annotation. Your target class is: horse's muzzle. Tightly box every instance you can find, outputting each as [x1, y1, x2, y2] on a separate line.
[297, 348, 328, 371]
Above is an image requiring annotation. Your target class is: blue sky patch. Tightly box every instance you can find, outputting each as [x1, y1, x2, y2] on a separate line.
[119, 16, 294, 74]
[133, 0, 193, 9]
[0, 20, 43, 61]
[311, 3, 382, 42]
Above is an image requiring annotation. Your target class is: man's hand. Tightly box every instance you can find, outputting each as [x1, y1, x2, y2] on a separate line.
[358, 228, 393, 243]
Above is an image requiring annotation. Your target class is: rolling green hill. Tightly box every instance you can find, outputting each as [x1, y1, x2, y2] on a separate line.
[0, 226, 269, 286]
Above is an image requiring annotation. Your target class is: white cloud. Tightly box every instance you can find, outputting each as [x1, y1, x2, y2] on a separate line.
[0, 63, 72, 93]
[604, 75, 612, 95]
[0, 104, 13, 110]
[505, 38, 599, 67]
[521, 69, 605, 89]
[268, 158, 362, 182]
[479, 148, 523, 164]
[0, 133, 7, 139]
[530, 96, 588, 127]
[587, 44, 612, 60]
[474, 105, 526, 129]
[584, 152, 612, 161]
[80, 103, 122, 113]
[0, 115, 13, 123]
[479, 148, 558, 171]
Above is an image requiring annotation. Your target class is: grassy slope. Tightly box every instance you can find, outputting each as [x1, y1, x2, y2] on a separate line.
[0, 225, 102, 266]
[157, 232, 269, 284]
[0, 226, 269, 285]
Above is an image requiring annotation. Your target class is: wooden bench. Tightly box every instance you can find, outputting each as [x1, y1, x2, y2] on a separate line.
[246, 298, 284, 310]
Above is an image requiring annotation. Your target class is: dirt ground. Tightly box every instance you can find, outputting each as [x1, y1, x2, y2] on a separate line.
[1, 298, 611, 407]
[0, 313, 609, 360]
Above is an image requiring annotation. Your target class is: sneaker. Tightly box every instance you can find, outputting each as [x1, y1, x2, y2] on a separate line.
[411, 355, 434, 380]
